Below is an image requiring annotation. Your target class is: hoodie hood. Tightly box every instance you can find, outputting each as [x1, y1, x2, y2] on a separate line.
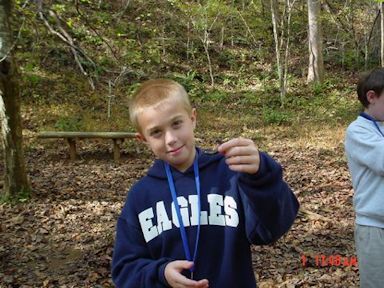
[147, 147, 223, 179]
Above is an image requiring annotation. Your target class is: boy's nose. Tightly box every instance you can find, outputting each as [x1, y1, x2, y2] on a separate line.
[165, 130, 177, 146]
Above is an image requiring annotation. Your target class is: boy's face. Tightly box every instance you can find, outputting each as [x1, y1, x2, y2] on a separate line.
[367, 90, 384, 121]
[136, 99, 197, 172]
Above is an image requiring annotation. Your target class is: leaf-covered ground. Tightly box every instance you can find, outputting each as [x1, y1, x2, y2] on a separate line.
[0, 123, 358, 287]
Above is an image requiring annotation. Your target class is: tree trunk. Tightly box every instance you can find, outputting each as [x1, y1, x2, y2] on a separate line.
[283, 0, 295, 105]
[381, 2, 384, 67]
[0, 0, 30, 200]
[270, 0, 282, 95]
[202, 31, 214, 87]
[187, 21, 191, 60]
[220, 26, 224, 50]
[231, 0, 234, 46]
[307, 0, 324, 84]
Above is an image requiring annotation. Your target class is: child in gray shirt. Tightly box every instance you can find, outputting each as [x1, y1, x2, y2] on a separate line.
[345, 68, 384, 288]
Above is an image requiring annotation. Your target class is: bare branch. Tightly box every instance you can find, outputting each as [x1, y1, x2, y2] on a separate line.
[208, 12, 220, 32]
[237, 10, 259, 47]
[0, 20, 24, 63]
[75, 0, 119, 61]
[323, 0, 360, 52]
[114, 0, 131, 19]
[36, 1, 96, 89]
[21, 0, 31, 9]
[48, 10, 96, 68]
[113, 66, 130, 86]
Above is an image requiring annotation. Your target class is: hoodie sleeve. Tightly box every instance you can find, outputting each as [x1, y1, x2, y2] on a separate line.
[237, 151, 299, 245]
[111, 190, 172, 288]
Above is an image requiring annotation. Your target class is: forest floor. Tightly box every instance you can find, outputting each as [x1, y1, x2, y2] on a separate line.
[0, 111, 358, 288]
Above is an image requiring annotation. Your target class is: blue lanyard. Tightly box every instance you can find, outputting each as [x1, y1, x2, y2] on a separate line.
[360, 112, 384, 137]
[164, 156, 201, 275]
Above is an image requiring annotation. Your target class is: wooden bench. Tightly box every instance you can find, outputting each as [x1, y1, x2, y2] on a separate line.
[37, 131, 136, 162]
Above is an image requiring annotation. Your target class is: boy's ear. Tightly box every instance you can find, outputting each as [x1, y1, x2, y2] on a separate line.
[367, 90, 378, 104]
[135, 132, 147, 143]
[191, 108, 197, 129]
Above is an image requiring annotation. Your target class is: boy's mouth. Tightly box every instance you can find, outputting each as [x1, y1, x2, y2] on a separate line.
[167, 145, 184, 154]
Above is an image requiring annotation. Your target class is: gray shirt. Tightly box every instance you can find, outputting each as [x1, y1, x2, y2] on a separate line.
[345, 115, 384, 228]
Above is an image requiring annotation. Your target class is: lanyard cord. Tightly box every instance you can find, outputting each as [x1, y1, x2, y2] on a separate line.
[164, 156, 201, 273]
[360, 112, 384, 137]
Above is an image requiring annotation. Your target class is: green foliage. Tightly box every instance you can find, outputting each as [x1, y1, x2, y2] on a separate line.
[23, 74, 40, 87]
[311, 81, 328, 97]
[324, 49, 367, 70]
[171, 71, 199, 92]
[13, 0, 366, 137]
[237, 91, 262, 105]
[126, 82, 142, 97]
[84, 34, 103, 46]
[54, 116, 82, 131]
[281, 76, 360, 124]
[204, 89, 228, 102]
[262, 107, 293, 125]
[52, 4, 66, 13]
[17, 188, 31, 203]
[217, 49, 240, 69]
[0, 187, 31, 204]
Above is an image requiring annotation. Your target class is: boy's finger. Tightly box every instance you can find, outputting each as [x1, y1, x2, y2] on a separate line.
[222, 146, 257, 158]
[228, 163, 259, 174]
[225, 155, 258, 166]
[218, 137, 253, 154]
[174, 260, 194, 270]
[195, 279, 209, 288]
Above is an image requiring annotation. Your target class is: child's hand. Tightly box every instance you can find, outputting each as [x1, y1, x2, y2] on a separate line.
[164, 260, 209, 288]
[218, 137, 260, 174]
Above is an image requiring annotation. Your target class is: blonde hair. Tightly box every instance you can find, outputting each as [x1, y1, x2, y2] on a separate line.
[129, 79, 192, 131]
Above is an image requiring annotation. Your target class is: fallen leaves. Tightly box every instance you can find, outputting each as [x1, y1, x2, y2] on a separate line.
[0, 135, 358, 287]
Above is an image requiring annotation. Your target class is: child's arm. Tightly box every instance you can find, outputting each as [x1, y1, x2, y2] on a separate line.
[112, 215, 173, 288]
[345, 124, 384, 175]
[112, 197, 209, 288]
[218, 137, 299, 245]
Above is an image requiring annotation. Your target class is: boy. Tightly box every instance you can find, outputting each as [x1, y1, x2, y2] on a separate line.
[345, 68, 384, 288]
[112, 79, 299, 288]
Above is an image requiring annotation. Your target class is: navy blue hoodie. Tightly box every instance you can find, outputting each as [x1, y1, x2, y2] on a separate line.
[112, 149, 299, 288]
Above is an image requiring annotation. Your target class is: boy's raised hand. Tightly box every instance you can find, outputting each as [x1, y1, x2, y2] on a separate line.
[164, 260, 209, 288]
[217, 137, 260, 174]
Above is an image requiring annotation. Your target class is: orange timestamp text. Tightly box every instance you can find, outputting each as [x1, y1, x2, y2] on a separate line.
[301, 254, 358, 267]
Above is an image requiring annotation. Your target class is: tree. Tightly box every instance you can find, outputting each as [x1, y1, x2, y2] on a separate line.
[270, 0, 296, 106]
[0, 0, 30, 200]
[381, 1, 384, 66]
[322, 0, 380, 70]
[188, 1, 226, 87]
[270, 0, 282, 98]
[37, 0, 97, 90]
[307, 0, 324, 83]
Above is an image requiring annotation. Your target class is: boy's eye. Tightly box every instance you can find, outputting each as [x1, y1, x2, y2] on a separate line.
[172, 120, 183, 127]
[150, 130, 162, 137]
